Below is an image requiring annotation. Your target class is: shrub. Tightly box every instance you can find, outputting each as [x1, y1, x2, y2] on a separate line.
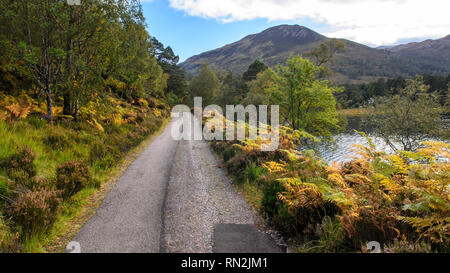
[244, 162, 265, 182]
[0, 217, 21, 253]
[55, 160, 91, 199]
[223, 146, 239, 162]
[312, 216, 347, 252]
[25, 116, 47, 129]
[1, 146, 36, 180]
[262, 180, 298, 235]
[382, 239, 432, 253]
[8, 188, 61, 235]
[43, 129, 71, 150]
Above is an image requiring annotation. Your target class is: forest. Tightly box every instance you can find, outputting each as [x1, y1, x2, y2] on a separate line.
[0, 0, 179, 252]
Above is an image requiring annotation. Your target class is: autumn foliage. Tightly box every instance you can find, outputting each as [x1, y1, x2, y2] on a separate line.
[210, 116, 449, 252]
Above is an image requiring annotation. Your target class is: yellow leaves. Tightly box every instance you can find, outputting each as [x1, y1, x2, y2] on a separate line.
[379, 178, 401, 193]
[152, 108, 162, 118]
[277, 178, 323, 211]
[52, 106, 63, 117]
[138, 98, 149, 108]
[86, 117, 104, 132]
[388, 154, 409, 175]
[326, 162, 347, 187]
[417, 141, 450, 161]
[344, 173, 371, 184]
[0, 92, 39, 122]
[4, 103, 30, 120]
[398, 214, 450, 243]
[373, 173, 401, 193]
[112, 112, 125, 125]
[328, 173, 346, 187]
[262, 161, 287, 174]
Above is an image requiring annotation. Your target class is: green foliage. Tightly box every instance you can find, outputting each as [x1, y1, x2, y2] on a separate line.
[244, 162, 266, 182]
[243, 60, 268, 82]
[338, 74, 449, 109]
[0, 216, 20, 253]
[189, 64, 220, 105]
[55, 160, 91, 200]
[0, 0, 169, 119]
[365, 76, 446, 151]
[215, 70, 249, 106]
[305, 38, 346, 78]
[244, 69, 277, 105]
[43, 129, 72, 150]
[248, 55, 341, 137]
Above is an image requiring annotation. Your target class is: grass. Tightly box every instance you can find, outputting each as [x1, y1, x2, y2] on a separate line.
[338, 107, 369, 118]
[43, 118, 170, 253]
[234, 180, 264, 212]
[0, 113, 170, 253]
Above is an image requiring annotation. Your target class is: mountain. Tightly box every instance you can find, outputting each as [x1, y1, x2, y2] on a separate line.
[382, 35, 450, 68]
[180, 25, 450, 84]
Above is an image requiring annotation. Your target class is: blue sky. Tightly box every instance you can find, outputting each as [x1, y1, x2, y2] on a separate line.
[142, 0, 332, 62]
[141, 0, 449, 63]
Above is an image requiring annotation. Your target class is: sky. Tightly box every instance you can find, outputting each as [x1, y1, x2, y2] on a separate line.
[141, 0, 450, 62]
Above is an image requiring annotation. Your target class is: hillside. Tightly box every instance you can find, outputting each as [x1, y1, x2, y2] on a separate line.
[383, 35, 450, 69]
[180, 25, 450, 84]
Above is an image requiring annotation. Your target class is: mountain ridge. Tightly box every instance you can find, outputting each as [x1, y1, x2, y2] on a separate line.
[180, 25, 450, 84]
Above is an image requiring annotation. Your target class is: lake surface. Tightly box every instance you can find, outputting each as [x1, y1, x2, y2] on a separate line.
[303, 116, 449, 164]
[306, 132, 394, 163]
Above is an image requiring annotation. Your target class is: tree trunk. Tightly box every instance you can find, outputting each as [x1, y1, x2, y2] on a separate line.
[63, 92, 72, 116]
[63, 6, 76, 116]
[46, 88, 53, 121]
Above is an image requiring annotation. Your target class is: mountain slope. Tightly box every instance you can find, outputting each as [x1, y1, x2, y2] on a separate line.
[383, 35, 450, 68]
[180, 25, 450, 84]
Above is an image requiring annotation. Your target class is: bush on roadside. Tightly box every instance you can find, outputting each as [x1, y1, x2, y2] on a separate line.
[244, 162, 265, 183]
[0, 146, 36, 181]
[55, 160, 91, 199]
[7, 188, 61, 236]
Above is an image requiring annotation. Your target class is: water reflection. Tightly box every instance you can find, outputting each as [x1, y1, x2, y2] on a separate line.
[301, 116, 449, 164]
[303, 132, 394, 163]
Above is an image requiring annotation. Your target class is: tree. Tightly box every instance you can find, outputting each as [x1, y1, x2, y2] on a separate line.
[0, 0, 168, 120]
[189, 64, 219, 105]
[265, 55, 341, 137]
[305, 38, 346, 78]
[243, 60, 268, 82]
[14, 0, 67, 120]
[244, 69, 277, 105]
[366, 76, 445, 151]
[151, 37, 187, 103]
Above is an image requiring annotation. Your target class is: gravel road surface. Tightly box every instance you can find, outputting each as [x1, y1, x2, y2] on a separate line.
[70, 115, 283, 253]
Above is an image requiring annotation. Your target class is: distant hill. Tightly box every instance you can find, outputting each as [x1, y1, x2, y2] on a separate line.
[382, 35, 450, 69]
[180, 25, 450, 84]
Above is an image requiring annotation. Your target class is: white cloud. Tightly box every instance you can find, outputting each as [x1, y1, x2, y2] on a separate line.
[167, 0, 450, 46]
